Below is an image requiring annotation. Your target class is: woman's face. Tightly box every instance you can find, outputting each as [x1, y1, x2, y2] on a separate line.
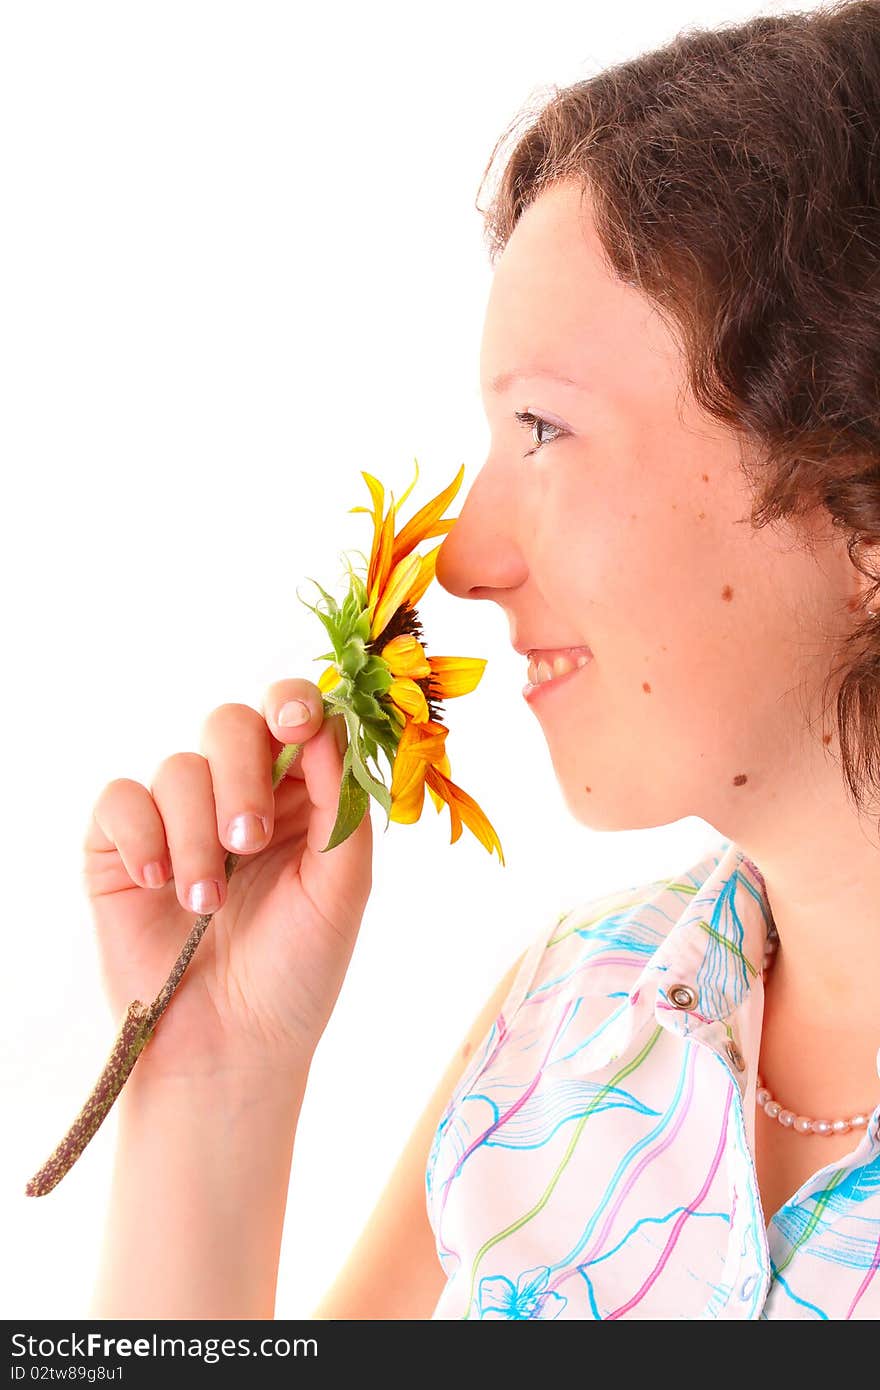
[434, 179, 859, 839]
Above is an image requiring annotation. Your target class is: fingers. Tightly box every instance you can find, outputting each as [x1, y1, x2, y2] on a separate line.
[199, 703, 275, 851]
[287, 701, 373, 923]
[89, 778, 172, 891]
[150, 752, 229, 914]
[86, 679, 352, 916]
[262, 679, 330, 757]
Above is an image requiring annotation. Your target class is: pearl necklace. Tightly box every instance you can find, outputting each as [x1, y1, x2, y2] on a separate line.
[757, 929, 874, 1136]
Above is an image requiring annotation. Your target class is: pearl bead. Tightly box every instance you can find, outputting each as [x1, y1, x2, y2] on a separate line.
[756, 1087, 770, 1106]
[811, 1119, 833, 1136]
[794, 1116, 812, 1133]
[831, 1119, 850, 1135]
[849, 1114, 869, 1129]
[765, 1100, 781, 1119]
[778, 1109, 795, 1127]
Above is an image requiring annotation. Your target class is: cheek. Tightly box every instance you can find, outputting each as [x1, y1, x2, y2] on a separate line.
[542, 482, 800, 739]
[541, 470, 741, 649]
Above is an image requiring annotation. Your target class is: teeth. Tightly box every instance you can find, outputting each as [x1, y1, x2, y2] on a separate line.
[527, 648, 591, 686]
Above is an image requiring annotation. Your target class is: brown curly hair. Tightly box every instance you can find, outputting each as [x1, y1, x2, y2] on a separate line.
[476, 0, 880, 820]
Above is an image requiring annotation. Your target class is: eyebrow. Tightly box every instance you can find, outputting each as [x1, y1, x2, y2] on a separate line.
[488, 367, 586, 395]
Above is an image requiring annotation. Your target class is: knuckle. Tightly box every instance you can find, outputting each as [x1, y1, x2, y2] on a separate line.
[97, 776, 142, 804]
[200, 701, 262, 749]
[152, 750, 207, 785]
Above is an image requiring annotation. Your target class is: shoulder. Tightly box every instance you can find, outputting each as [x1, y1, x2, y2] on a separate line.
[441, 840, 731, 1109]
[501, 849, 726, 1024]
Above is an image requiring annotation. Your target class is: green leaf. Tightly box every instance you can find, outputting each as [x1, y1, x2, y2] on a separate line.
[348, 739, 392, 816]
[320, 758, 370, 852]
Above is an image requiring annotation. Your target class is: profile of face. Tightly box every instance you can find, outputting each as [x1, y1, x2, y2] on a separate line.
[434, 179, 862, 842]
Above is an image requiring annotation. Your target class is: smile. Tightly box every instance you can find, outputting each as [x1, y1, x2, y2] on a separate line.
[523, 646, 593, 703]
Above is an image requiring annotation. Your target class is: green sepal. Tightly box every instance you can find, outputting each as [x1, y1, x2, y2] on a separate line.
[358, 655, 393, 696]
[341, 636, 368, 678]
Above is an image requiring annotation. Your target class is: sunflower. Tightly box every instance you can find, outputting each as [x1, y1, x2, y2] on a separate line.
[296, 458, 504, 865]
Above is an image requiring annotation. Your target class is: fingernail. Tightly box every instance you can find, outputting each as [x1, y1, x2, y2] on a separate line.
[277, 699, 311, 727]
[143, 860, 167, 889]
[188, 879, 222, 915]
[227, 812, 268, 852]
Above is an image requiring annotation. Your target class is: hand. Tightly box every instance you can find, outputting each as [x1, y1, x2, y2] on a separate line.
[82, 680, 373, 1085]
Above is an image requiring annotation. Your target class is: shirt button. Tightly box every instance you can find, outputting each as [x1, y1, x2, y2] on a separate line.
[725, 1040, 747, 1072]
[668, 983, 698, 1010]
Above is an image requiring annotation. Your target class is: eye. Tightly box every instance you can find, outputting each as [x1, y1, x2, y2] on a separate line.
[514, 410, 567, 457]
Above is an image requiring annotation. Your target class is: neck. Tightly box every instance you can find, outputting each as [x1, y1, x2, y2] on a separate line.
[724, 762, 880, 1119]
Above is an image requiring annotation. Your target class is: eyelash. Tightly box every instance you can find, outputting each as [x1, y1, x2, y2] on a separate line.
[514, 410, 566, 457]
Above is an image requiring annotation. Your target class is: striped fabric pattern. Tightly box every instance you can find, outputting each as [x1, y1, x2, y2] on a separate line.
[425, 840, 880, 1319]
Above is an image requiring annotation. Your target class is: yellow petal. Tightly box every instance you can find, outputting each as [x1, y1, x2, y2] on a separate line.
[389, 782, 426, 824]
[427, 655, 487, 699]
[317, 665, 342, 694]
[368, 497, 399, 612]
[425, 766, 505, 865]
[389, 677, 430, 722]
[425, 772, 462, 842]
[395, 718, 449, 764]
[393, 456, 421, 519]
[352, 472, 385, 595]
[389, 742, 427, 822]
[390, 464, 465, 571]
[380, 634, 431, 679]
[427, 750, 452, 813]
[405, 541, 443, 610]
[371, 551, 423, 640]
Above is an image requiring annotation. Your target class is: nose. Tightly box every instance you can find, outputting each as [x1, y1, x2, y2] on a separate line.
[434, 457, 528, 600]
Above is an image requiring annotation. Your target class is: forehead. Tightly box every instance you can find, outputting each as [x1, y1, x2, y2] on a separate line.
[479, 180, 676, 397]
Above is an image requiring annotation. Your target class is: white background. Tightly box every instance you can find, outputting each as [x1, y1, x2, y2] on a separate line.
[1, 0, 809, 1320]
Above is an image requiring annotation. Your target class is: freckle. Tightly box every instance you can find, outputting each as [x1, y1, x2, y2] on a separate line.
[585, 785, 591, 793]
[733, 773, 748, 786]
[701, 473, 710, 482]
[697, 511, 706, 520]
[660, 645, 667, 651]
[672, 503, 677, 510]
[642, 681, 652, 693]
[721, 585, 733, 602]
[630, 512, 638, 520]
[823, 732, 832, 745]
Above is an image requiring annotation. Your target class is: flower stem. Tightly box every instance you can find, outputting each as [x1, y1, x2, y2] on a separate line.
[24, 736, 307, 1198]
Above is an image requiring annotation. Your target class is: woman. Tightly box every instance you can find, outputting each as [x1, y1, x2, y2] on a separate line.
[89, 0, 880, 1318]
